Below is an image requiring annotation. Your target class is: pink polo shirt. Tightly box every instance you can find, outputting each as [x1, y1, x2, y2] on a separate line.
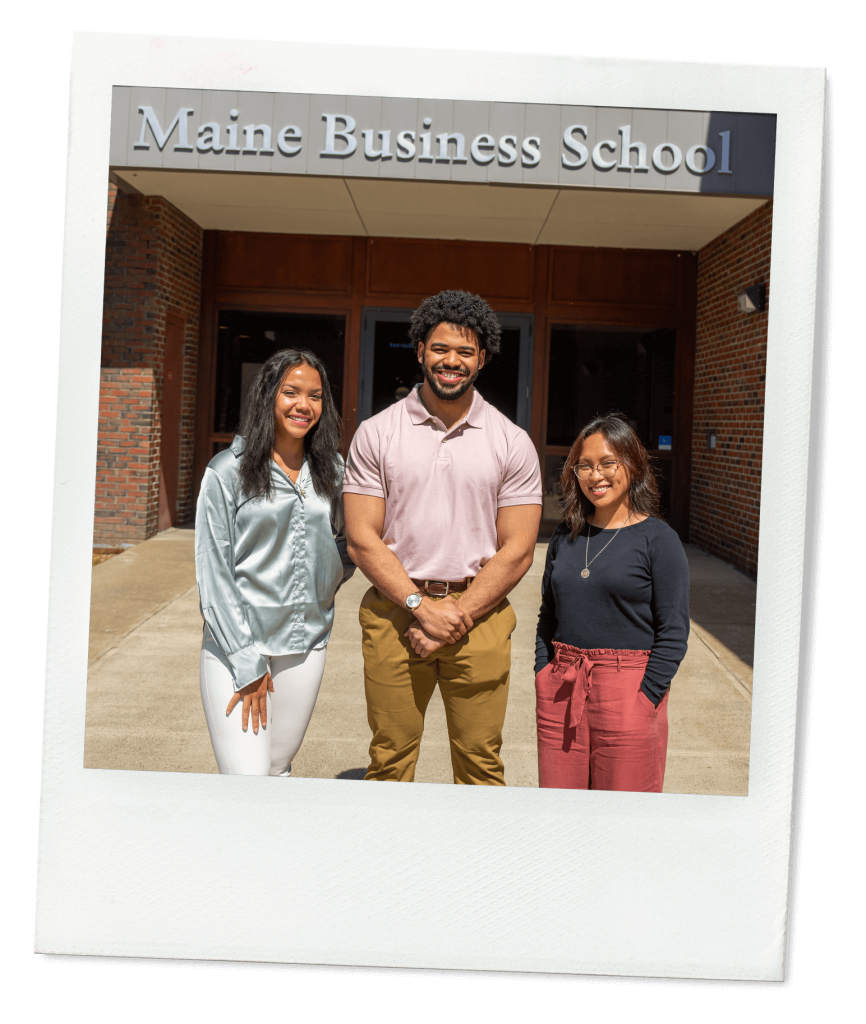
[343, 385, 542, 580]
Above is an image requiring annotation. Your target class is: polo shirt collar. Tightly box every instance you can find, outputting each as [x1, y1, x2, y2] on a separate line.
[405, 384, 486, 428]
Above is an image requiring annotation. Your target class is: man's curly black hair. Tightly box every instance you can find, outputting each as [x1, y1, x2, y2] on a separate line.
[408, 290, 502, 360]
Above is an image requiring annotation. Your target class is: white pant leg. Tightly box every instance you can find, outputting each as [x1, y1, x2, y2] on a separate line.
[199, 646, 272, 776]
[267, 647, 327, 777]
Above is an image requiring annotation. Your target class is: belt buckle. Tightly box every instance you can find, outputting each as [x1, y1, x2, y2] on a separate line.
[426, 580, 450, 597]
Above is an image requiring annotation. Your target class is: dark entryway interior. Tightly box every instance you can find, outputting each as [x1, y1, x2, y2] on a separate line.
[366, 316, 420, 419]
[213, 310, 346, 455]
[478, 320, 528, 426]
[197, 234, 696, 538]
[360, 308, 533, 429]
[543, 325, 677, 522]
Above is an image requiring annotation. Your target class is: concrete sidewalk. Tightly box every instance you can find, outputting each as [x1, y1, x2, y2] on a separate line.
[84, 527, 754, 794]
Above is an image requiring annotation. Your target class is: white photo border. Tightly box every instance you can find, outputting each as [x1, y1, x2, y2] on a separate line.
[36, 31, 824, 981]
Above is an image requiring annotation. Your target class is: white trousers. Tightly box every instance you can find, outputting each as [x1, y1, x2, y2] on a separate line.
[199, 641, 327, 776]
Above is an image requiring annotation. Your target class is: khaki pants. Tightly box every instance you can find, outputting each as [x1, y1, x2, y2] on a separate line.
[359, 586, 517, 784]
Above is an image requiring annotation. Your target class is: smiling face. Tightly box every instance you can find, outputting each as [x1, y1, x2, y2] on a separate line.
[417, 322, 486, 402]
[575, 432, 632, 514]
[273, 362, 323, 445]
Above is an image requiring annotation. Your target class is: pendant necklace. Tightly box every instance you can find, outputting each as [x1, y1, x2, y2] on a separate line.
[581, 510, 633, 578]
[285, 466, 305, 498]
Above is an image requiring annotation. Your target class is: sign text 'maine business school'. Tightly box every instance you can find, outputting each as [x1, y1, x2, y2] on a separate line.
[134, 105, 735, 177]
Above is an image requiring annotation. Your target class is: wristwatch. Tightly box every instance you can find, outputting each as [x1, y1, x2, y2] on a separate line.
[405, 591, 423, 611]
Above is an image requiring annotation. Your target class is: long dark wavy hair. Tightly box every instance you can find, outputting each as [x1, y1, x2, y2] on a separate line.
[238, 348, 342, 502]
[560, 412, 661, 540]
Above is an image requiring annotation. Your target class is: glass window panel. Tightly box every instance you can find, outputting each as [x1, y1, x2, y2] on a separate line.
[214, 311, 346, 435]
[370, 318, 420, 418]
[546, 325, 676, 450]
[475, 326, 520, 423]
[370, 320, 523, 423]
[544, 325, 677, 521]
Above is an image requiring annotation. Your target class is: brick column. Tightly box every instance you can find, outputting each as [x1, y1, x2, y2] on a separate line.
[690, 200, 772, 578]
[95, 185, 203, 546]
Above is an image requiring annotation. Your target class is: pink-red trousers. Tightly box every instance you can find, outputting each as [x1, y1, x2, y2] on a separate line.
[535, 642, 668, 792]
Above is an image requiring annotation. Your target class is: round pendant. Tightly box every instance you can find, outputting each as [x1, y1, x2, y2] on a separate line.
[581, 568, 590, 578]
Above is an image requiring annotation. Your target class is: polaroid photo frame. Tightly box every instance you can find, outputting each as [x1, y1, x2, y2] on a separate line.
[36, 31, 824, 980]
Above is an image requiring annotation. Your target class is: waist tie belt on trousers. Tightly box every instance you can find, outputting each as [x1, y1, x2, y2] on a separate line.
[537, 644, 660, 789]
[548, 642, 651, 731]
[550, 642, 605, 731]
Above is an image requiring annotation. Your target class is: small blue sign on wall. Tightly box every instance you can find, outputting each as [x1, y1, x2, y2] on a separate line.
[658, 435, 672, 450]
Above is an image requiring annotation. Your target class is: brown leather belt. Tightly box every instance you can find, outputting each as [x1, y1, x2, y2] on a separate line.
[411, 577, 474, 597]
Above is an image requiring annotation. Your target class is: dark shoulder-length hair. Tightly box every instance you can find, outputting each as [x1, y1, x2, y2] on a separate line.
[238, 348, 342, 502]
[560, 412, 661, 540]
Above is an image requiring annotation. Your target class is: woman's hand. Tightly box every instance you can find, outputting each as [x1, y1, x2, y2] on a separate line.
[226, 672, 274, 733]
[404, 625, 446, 659]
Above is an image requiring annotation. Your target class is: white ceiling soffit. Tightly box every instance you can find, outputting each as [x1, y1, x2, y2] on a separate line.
[114, 169, 768, 251]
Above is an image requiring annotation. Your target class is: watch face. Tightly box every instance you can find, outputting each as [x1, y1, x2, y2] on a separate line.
[406, 592, 422, 609]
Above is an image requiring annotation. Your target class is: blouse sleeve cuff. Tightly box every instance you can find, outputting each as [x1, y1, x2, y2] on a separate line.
[227, 646, 269, 692]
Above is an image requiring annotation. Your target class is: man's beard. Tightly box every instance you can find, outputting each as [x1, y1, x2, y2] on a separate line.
[421, 361, 481, 402]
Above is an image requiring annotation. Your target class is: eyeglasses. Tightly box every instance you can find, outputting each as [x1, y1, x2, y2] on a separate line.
[573, 460, 623, 481]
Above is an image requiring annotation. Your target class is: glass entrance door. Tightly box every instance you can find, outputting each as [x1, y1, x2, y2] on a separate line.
[210, 310, 346, 458]
[358, 308, 533, 429]
[543, 324, 678, 525]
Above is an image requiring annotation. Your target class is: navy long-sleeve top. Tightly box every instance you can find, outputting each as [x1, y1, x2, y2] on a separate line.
[535, 517, 690, 705]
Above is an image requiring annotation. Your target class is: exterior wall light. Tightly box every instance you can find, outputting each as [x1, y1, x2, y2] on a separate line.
[736, 284, 766, 314]
[706, 429, 717, 450]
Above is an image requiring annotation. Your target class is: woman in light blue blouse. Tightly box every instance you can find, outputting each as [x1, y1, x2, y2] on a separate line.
[195, 348, 354, 776]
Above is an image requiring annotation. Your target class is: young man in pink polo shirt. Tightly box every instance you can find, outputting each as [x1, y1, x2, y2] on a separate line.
[343, 290, 543, 784]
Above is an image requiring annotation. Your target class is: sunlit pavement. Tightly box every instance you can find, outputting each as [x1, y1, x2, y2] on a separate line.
[84, 527, 753, 794]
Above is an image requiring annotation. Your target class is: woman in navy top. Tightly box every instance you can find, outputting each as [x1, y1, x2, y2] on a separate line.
[535, 413, 690, 791]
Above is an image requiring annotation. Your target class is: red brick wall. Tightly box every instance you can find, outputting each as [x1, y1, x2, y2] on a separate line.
[95, 368, 160, 544]
[106, 181, 119, 233]
[690, 200, 772, 578]
[95, 186, 203, 546]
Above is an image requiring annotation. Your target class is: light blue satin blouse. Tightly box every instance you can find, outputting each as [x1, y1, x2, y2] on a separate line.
[194, 436, 355, 691]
